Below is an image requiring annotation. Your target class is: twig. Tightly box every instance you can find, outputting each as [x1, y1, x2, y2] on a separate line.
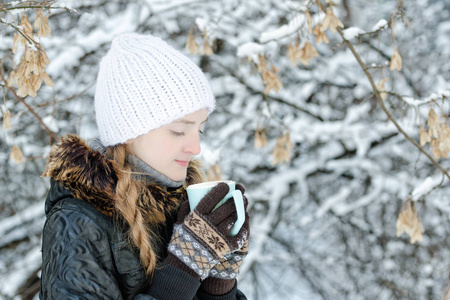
[37, 82, 94, 108]
[1, 0, 74, 12]
[0, 20, 40, 49]
[1, 6, 69, 11]
[212, 59, 324, 121]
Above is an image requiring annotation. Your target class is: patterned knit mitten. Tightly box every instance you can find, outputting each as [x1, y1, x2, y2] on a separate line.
[208, 239, 249, 280]
[167, 183, 250, 280]
[208, 183, 250, 280]
[198, 241, 248, 295]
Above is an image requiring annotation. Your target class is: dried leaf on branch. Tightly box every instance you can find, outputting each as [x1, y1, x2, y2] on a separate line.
[2, 110, 12, 130]
[257, 54, 283, 94]
[10, 145, 25, 164]
[396, 199, 424, 244]
[12, 15, 33, 54]
[7, 71, 16, 87]
[423, 107, 448, 159]
[438, 123, 450, 157]
[254, 126, 268, 148]
[299, 41, 319, 65]
[21, 15, 33, 36]
[287, 39, 320, 66]
[305, 10, 313, 34]
[321, 7, 344, 33]
[390, 47, 402, 71]
[14, 46, 53, 97]
[12, 33, 24, 54]
[287, 39, 301, 66]
[201, 30, 214, 56]
[8, 10, 54, 98]
[263, 66, 283, 94]
[257, 54, 268, 73]
[25, 46, 41, 76]
[376, 78, 388, 100]
[314, 23, 329, 44]
[185, 28, 200, 55]
[419, 125, 431, 146]
[432, 139, 441, 159]
[427, 108, 441, 139]
[34, 9, 52, 37]
[272, 131, 293, 165]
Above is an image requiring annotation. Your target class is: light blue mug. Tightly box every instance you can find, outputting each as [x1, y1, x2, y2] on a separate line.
[186, 180, 245, 236]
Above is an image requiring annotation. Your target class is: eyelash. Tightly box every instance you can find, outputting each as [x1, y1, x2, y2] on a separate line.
[171, 131, 184, 136]
[171, 130, 204, 136]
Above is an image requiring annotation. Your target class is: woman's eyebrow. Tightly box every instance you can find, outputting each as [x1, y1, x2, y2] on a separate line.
[173, 117, 209, 125]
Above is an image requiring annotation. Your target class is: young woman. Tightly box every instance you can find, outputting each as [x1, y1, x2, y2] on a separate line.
[40, 33, 250, 300]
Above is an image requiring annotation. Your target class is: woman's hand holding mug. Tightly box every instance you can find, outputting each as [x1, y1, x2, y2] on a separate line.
[167, 182, 250, 280]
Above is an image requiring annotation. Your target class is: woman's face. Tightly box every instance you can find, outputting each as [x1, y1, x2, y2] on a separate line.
[128, 109, 208, 181]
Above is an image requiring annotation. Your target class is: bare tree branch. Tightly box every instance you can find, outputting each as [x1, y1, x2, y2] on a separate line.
[316, 1, 450, 180]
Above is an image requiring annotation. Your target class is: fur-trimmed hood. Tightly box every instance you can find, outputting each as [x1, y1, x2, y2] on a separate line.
[42, 134, 205, 223]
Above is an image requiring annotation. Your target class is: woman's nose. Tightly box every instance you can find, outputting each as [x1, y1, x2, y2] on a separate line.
[184, 132, 201, 155]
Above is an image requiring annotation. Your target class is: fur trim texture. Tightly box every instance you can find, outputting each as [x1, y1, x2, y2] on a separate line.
[43, 134, 205, 223]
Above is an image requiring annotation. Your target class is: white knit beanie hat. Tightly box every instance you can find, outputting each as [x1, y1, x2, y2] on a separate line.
[95, 33, 216, 147]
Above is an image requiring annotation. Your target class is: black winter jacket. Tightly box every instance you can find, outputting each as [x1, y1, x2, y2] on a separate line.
[39, 135, 247, 300]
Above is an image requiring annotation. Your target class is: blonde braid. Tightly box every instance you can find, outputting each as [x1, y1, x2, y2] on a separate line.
[107, 144, 157, 277]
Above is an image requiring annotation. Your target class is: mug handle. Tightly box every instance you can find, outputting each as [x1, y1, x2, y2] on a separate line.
[229, 189, 245, 236]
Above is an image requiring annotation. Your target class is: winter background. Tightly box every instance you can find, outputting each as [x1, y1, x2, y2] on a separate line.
[1, 0, 449, 299]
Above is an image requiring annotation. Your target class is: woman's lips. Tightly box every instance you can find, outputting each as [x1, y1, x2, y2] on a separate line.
[175, 160, 189, 167]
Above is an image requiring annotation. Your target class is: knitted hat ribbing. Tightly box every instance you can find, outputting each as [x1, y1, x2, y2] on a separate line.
[95, 33, 216, 147]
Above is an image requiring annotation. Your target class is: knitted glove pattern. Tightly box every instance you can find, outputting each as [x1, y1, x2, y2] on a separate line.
[168, 183, 250, 280]
[208, 239, 249, 280]
[208, 184, 250, 280]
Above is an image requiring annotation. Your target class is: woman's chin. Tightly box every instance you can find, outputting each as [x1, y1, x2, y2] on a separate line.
[166, 170, 187, 182]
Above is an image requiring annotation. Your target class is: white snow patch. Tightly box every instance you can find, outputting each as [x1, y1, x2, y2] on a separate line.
[372, 19, 388, 31]
[316, 186, 351, 218]
[0, 245, 42, 297]
[411, 176, 442, 201]
[343, 27, 365, 40]
[43, 115, 59, 133]
[236, 42, 265, 63]
[195, 18, 208, 32]
[0, 202, 44, 237]
[259, 14, 306, 43]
